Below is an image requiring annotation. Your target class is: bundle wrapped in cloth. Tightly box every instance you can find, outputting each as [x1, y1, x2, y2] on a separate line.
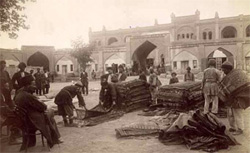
[116, 79, 151, 112]
[156, 81, 204, 111]
[159, 110, 239, 152]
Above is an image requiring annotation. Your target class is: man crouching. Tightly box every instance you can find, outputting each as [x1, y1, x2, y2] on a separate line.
[14, 75, 63, 150]
[54, 81, 85, 127]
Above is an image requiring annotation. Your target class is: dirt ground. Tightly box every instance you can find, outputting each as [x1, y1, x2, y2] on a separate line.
[1, 76, 250, 153]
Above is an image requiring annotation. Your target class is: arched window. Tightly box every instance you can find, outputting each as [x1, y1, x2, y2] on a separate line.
[208, 31, 212, 40]
[203, 32, 207, 40]
[108, 37, 118, 45]
[124, 35, 131, 42]
[246, 25, 250, 37]
[182, 34, 185, 39]
[221, 26, 237, 38]
[177, 34, 180, 40]
[186, 33, 189, 39]
[191, 33, 194, 39]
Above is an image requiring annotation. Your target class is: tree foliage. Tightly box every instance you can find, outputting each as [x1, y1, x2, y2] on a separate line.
[0, 0, 34, 39]
[70, 38, 96, 70]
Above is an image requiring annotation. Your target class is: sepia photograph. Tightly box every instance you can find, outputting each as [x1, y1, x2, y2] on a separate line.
[0, 0, 250, 152]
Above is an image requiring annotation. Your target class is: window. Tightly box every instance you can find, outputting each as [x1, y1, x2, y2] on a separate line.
[246, 25, 250, 37]
[177, 34, 180, 40]
[193, 60, 197, 68]
[70, 64, 73, 71]
[173, 61, 177, 69]
[191, 33, 194, 39]
[208, 31, 212, 40]
[203, 32, 207, 40]
[186, 33, 189, 39]
[182, 34, 185, 39]
[56, 65, 59, 72]
[221, 26, 237, 38]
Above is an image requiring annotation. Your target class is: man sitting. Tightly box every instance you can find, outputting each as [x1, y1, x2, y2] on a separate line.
[14, 75, 63, 150]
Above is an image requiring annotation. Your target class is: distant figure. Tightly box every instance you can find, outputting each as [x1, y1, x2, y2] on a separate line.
[34, 68, 44, 95]
[138, 69, 147, 82]
[80, 69, 88, 95]
[201, 59, 221, 114]
[117, 65, 127, 82]
[43, 68, 50, 94]
[91, 70, 96, 80]
[169, 72, 179, 84]
[50, 71, 55, 83]
[148, 68, 161, 104]
[54, 82, 85, 127]
[12, 62, 29, 92]
[184, 67, 195, 82]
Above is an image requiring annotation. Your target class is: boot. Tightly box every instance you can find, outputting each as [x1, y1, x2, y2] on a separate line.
[68, 119, 77, 127]
[63, 119, 69, 127]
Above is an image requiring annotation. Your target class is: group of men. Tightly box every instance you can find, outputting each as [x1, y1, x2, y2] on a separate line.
[0, 60, 62, 150]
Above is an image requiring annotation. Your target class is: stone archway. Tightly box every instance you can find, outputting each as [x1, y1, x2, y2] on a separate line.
[27, 52, 49, 70]
[131, 40, 157, 72]
[207, 48, 234, 69]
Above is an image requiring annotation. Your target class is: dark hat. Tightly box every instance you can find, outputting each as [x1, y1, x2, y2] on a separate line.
[18, 62, 26, 69]
[186, 67, 191, 70]
[208, 59, 216, 66]
[0, 60, 6, 65]
[171, 72, 177, 76]
[107, 67, 112, 70]
[73, 81, 83, 87]
[20, 75, 34, 87]
[221, 61, 233, 70]
[118, 65, 124, 69]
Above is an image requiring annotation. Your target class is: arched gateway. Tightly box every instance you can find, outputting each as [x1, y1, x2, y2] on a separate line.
[27, 52, 50, 70]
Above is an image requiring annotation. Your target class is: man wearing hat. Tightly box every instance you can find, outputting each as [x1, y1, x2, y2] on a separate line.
[14, 75, 63, 150]
[148, 68, 161, 104]
[201, 59, 221, 114]
[80, 69, 89, 95]
[220, 61, 250, 135]
[117, 65, 127, 82]
[184, 67, 195, 82]
[54, 81, 86, 127]
[169, 72, 179, 84]
[12, 62, 29, 92]
[104, 67, 118, 83]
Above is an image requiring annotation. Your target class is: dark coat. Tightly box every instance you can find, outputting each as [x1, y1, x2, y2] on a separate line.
[118, 72, 127, 82]
[139, 73, 147, 82]
[34, 72, 45, 89]
[12, 71, 30, 90]
[0, 70, 14, 108]
[169, 77, 179, 84]
[54, 85, 85, 116]
[80, 72, 88, 85]
[14, 88, 60, 148]
[102, 73, 118, 83]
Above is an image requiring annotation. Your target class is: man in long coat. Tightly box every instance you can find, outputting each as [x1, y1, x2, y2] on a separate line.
[12, 62, 29, 92]
[54, 82, 86, 127]
[34, 68, 44, 95]
[201, 59, 221, 114]
[80, 69, 89, 95]
[14, 75, 62, 150]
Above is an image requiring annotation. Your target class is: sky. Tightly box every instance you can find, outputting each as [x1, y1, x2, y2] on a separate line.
[0, 0, 250, 49]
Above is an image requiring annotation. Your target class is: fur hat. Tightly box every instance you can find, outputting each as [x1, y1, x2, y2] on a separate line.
[18, 62, 26, 69]
[208, 59, 216, 67]
[73, 81, 83, 87]
[221, 61, 233, 70]
[186, 67, 191, 71]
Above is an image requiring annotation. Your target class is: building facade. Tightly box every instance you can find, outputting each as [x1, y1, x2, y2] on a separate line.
[89, 11, 250, 74]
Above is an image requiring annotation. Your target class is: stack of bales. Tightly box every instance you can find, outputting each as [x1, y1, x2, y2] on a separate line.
[116, 79, 151, 112]
[156, 81, 204, 111]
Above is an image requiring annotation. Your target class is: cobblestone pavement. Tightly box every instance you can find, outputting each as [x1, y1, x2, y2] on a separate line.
[1, 76, 250, 153]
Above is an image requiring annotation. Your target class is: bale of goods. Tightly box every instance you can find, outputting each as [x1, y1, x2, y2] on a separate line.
[116, 79, 151, 112]
[156, 81, 204, 111]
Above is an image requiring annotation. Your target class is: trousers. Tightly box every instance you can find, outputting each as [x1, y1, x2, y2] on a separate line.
[227, 108, 244, 130]
[204, 94, 218, 114]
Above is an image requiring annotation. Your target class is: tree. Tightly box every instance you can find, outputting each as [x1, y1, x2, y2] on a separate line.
[70, 38, 96, 70]
[0, 0, 35, 39]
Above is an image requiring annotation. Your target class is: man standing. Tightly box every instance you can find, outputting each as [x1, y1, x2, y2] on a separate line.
[43, 68, 50, 94]
[14, 75, 63, 150]
[117, 65, 127, 82]
[34, 68, 44, 95]
[12, 62, 29, 92]
[201, 59, 221, 114]
[184, 67, 195, 82]
[80, 69, 89, 95]
[91, 70, 96, 80]
[54, 82, 86, 127]
[105, 67, 118, 83]
[138, 69, 147, 82]
[220, 61, 250, 135]
[148, 68, 161, 104]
